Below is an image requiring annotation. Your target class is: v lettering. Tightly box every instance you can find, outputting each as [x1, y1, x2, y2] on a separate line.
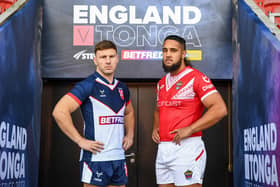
[78, 28, 90, 42]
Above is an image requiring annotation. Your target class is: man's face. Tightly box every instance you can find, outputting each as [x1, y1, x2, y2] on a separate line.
[94, 48, 118, 76]
[162, 39, 185, 73]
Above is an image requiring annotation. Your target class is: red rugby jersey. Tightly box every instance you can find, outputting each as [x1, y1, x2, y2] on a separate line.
[157, 67, 217, 141]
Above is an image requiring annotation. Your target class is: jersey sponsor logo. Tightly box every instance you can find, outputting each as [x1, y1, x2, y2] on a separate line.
[118, 88, 124, 100]
[172, 78, 195, 99]
[202, 84, 213, 91]
[202, 75, 210, 83]
[157, 100, 182, 107]
[99, 115, 124, 125]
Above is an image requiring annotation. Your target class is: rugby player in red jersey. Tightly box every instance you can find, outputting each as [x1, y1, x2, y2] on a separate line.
[152, 35, 227, 187]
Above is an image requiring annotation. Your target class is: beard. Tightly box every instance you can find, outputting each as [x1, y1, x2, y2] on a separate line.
[162, 59, 182, 73]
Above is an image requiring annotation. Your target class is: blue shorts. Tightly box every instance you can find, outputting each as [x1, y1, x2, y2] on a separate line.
[80, 160, 128, 186]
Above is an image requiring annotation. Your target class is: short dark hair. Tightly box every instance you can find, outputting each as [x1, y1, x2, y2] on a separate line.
[94, 40, 117, 54]
[163, 35, 192, 67]
[164, 35, 186, 50]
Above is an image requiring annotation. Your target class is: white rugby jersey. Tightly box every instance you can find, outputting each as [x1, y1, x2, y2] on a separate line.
[68, 72, 130, 161]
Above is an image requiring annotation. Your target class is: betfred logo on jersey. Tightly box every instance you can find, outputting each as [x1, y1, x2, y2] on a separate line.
[99, 116, 124, 125]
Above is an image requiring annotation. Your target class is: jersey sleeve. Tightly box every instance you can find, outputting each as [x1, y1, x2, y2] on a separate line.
[67, 79, 93, 105]
[156, 82, 160, 102]
[122, 84, 130, 105]
[193, 72, 217, 101]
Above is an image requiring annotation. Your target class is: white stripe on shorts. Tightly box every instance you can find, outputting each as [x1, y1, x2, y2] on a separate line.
[82, 162, 93, 183]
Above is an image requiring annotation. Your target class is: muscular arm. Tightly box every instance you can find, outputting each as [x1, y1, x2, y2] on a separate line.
[191, 92, 227, 132]
[122, 101, 135, 150]
[52, 95, 82, 143]
[52, 95, 104, 154]
[152, 107, 160, 144]
[171, 92, 227, 144]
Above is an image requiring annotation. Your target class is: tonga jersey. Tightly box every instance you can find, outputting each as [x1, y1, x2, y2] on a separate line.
[157, 67, 217, 141]
[67, 72, 130, 161]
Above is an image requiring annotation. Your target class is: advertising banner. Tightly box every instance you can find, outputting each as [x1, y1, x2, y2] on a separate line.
[233, 1, 280, 186]
[42, 0, 232, 79]
[0, 0, 42, 186]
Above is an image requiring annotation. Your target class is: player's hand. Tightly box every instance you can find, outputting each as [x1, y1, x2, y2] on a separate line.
[77, 138, 104, 154]
[152, 128, 160, 144]
[123, 135, 133, 151]
[169, 126, 193, 145]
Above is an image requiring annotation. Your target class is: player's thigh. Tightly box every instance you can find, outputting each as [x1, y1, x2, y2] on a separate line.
[83, 183, 99, 187]
[176, 184, 202, 187]
[83, 183, 126, 187]
[159, 184, 175, 187]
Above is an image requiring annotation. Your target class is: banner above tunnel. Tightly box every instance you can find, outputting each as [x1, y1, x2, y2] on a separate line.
[42, 0, 232, 79]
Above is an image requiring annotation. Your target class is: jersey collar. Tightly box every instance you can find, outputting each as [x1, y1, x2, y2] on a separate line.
[94, 71, 116, 85]
[94, 72, 119, 90]
[166, 67, 193, 91]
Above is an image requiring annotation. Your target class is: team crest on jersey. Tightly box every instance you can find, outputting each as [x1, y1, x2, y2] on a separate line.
[172, 78, 195, 99]
[118, 88, 124, 100]
[176, 81, 183, 90]
[184, 170, 193, 179]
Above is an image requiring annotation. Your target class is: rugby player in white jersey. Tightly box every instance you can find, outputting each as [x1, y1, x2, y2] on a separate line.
[53, 40, 135, 187]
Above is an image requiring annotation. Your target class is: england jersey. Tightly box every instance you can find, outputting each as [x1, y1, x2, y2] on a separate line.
[157, 67, 217, 141]
[67, 72, 130, 161]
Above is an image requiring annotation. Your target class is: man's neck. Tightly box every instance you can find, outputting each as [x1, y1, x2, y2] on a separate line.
[96, 70, 114, 84]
